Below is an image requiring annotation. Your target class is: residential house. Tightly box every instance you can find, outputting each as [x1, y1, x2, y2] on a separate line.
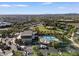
[21, 30, 33, 45]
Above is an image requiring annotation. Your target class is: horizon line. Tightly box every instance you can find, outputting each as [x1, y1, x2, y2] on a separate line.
[0, 13, 79, 15]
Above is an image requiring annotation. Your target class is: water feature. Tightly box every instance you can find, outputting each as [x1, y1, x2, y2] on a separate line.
[39, 35, 59, 42]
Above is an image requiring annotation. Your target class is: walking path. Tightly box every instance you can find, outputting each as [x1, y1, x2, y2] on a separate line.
[68, 33, 79, 48]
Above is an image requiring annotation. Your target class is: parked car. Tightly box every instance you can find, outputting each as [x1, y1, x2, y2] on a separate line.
[39, 44, 48, 49]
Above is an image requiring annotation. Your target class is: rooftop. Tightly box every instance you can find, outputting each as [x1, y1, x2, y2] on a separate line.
[4, 50, 13, 56]
[0, 22, 12, 27]
[21, 30, 33, 36]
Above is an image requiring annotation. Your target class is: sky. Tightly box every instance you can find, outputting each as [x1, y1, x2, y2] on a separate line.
[0, 2, 79, 14]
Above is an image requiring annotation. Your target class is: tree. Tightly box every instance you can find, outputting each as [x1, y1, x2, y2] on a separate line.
[32, 46, 39, 51]
[13, 51, 23, 56]
[15, 39, 23, 45]
[32, 46, 43, 56]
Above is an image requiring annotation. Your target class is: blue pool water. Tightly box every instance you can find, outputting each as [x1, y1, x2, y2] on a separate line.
[40, 35, 58, 41]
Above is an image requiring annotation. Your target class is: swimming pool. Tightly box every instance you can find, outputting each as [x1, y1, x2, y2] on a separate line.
[39, 35, 59, 42]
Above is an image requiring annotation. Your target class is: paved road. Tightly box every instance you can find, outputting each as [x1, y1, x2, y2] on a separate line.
[40, 47, 58, 56]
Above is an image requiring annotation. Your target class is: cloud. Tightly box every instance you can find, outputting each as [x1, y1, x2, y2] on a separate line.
[0, 4, 31, 8]
[57, 7, 67, 9]
[42, 2, 53, 5]
[0, 4, 11, 7]
[57, 6, 77, 10]
[14, 4, 30, 7]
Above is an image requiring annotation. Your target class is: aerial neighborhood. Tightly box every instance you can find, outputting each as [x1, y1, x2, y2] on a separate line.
[0, 14, 79, 56]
